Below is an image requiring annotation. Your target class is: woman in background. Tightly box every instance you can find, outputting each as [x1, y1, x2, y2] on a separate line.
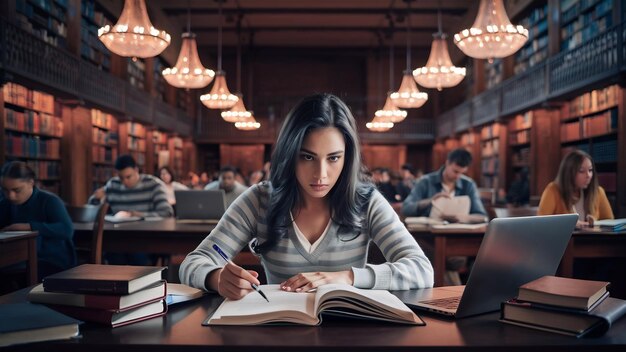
[538, 150, 613, 227]
[180, 93, 433, 300]
[0, 161, 75, 279]
[158, 166, 188, 205]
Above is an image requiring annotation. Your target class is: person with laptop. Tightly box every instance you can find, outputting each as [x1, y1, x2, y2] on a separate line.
[538, 150, 614, 227]
[204, 165, 248, 209]
[401, 148, 487, 223]
[180, 93, 433, 301]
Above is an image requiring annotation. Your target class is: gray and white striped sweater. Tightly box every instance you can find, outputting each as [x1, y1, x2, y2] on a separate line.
[180, 181, 433, 291]
[104, 174, 173, 218]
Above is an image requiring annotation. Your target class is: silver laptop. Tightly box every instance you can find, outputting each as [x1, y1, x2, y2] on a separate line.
[175, 190, 227, 224]
[399, 214, 578, 318]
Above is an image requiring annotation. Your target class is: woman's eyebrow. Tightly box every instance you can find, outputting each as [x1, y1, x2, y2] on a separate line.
[300, 148, 344, 156]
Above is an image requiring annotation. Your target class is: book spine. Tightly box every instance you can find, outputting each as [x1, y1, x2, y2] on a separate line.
[44, 279, 131, 294]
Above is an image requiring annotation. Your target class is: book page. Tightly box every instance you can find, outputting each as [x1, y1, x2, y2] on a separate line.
[314, 284, 422, 324]
[206, 285, 318, 325]
[429, 195, 471, 220]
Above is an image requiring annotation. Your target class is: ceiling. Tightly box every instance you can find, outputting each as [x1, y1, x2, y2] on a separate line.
[154, 0, 479, 50]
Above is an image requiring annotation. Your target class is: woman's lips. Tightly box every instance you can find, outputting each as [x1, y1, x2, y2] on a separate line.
[310, 184, 329, 192]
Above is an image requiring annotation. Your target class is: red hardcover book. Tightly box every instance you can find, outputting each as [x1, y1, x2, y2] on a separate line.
[48, 300, 167, 328]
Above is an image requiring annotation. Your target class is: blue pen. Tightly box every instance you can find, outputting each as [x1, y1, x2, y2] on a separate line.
[212, 244, 269, 302]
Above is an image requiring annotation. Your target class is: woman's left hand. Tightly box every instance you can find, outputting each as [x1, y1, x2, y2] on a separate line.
[280, 270, 354, 292]
[2, 223, 31, 231]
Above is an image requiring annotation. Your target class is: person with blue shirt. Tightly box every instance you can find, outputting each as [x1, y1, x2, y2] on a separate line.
[0, 161, 76, 280]
[402, 148, 487, 223]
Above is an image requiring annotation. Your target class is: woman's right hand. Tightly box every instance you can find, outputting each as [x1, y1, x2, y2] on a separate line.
[210, 262, 261, 300]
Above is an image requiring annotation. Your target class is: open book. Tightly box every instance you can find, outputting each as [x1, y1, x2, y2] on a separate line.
[429, 195, 470, 220]
[104, 211, 142, 223]
[203, 284, 424, 326]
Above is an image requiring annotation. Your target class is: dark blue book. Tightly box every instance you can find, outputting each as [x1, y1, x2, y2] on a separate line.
[0, 302, 81, 347]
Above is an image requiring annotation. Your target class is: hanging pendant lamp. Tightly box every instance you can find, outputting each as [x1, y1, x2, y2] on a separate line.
[200, 0, 238, 109]
[162, 4, 214, 89]
[390, 0, 427, 109]
[414, 8, 465, 91]
[453, 0, 528, 62]
[366, 116, 394, 132]
[235, 117, 261, 130]
[98, 0, 171, 58]
[376, 94, 408, 123]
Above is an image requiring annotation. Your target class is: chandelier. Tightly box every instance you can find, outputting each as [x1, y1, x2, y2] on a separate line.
[453, 0, 528, 62]
[414, 9, 465, 91]
[162, 4, 214, 89]
[376, 94, 407, 123]
[98, 0, 170, 58]
[235, 116, 261, 130]
[390, 0, 427, 109]
[366, 116, 394, 132]
[200, 0, 238, 109]
[221, 94, 252, 122]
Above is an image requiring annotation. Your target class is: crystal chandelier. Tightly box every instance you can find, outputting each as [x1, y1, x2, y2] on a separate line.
[453, 0, 528, 62]
[390, 0, 427, 109]
[235, 116, 261, 130]
[376, 94, 407, 123]
[162, 4, 214, 89]
[200, 0, 238, 109]
[98, 0, 171, 58]
[366, 116, 394, 132]
[414, 9, 465, 91]
[221, 94, 252, 122]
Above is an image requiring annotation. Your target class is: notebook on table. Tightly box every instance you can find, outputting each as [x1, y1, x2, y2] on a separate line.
[175, 190, 227, 224]
[400, 214, 578, 318]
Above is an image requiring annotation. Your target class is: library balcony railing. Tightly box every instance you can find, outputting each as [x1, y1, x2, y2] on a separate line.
[453, 101, 472, 134]
[435, 20, 625, 139]
[153, 98, 178, 131]
[361, 118, 435, 142]
[176, 109, 192, 136]
[0, 18, 195, 138]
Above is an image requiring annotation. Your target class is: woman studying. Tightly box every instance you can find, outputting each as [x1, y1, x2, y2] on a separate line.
[538, 150, 614, 227]
[180, 94, 433, 300]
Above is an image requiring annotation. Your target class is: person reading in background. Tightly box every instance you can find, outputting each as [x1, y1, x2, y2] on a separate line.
[158, 166, 188, 205]
[204, 165, 248, 209]
[180, 93, 433, 300]
[538, 149, 613, 227]
[0, 161, 76, 280]
[401, 148, 487, 224]
[89, 154, 173, 218]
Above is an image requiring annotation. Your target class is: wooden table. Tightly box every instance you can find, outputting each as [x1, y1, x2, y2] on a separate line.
[410, 225, 626, 287]
[1, 286, 625, 352]
[0, 231, 38, 284]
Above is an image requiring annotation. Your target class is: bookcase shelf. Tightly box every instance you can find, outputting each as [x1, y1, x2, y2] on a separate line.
[90, 109, 118, 190]
[152, 130, 168, 174]
[15, 0, 68, 48]
[484, 58, 503, 90]
[80, 0, 112, 71]
[170, 136, 184, 180]
[480, 123, 502, 189]
[153, 57, 167, 101]
[119, 121, 147, 171]
[560, 0, 614, 51]
[128, 58, 146, 91]
[1, 82, 63, 194]
[515, 3, 549, 75]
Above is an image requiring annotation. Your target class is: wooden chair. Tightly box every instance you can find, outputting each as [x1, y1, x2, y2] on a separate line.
[67, 203, 109, 264]
[478, 188, 496, 207]
[493, 206, 538, 218]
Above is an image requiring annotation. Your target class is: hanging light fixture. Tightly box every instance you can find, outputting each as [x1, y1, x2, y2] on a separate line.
[414, 6, 466, 91]
[162, 3, 215, 89]
[200, 0, 238, 109]
[375, 28, 407, 124]
[98, 0, 171, 58]
[235, 117, 261, 130]
[453, 0, 528, 62]
[390, 0, 427, 109]
[366, 117, 395, 132]
[222, 18, 258, 128]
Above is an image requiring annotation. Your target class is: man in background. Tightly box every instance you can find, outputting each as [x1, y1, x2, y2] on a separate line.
[204, 165, 248, 208]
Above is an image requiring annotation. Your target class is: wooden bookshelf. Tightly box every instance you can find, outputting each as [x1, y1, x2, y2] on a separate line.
[152, 57, 167, 101]
[14, 0, 68, 49]
[514, 2, 549, 75]
[559, 84, 621, 210]
[169, 136, 184, 180]
[479, 122, 506, 190]
[119, 122, 147, 172]
[560, 0, 614, 52]
[151, 130, 169, 174]
[457, 130, 481, 182]
[1, 82, 63, 195]
[80, 0, 112, 71]
[484, 58, 502, 90]
[127, 58, 146, 91]
[91, 109, 118, 190]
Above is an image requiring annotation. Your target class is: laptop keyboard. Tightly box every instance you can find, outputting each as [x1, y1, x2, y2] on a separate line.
[420, 296, 461, 310]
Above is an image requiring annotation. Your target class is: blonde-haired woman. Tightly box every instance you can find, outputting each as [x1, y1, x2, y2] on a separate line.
[538, 149, 614, 227]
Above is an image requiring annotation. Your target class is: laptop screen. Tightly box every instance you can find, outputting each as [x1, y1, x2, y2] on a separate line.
[174, 190, 227, 221]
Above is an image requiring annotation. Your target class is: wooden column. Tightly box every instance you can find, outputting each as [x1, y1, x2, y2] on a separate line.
[61, 105, 92, 205]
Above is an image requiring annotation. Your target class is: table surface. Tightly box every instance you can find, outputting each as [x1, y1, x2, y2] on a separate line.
[1, 286, 625, 352]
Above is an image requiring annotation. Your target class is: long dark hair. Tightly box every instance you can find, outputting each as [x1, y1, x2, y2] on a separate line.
[555, 150, 598, 216]
[256, 93, 374, 253]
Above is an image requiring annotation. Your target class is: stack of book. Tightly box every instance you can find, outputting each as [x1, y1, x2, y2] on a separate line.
[500, 276, 626, 337]
[594, 219, 626, 232]
[29, 264, 168, 328]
